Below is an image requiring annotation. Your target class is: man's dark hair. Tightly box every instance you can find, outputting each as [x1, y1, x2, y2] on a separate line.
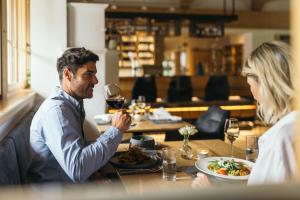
[56, 47, 99, 82]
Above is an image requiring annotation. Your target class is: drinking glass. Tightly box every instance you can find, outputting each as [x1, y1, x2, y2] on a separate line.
[224, 118, 240, 157]
[162, 147, 176, 181]
[103, 83, 136, 126]
[137, 95, 146, 113]
[103, 83, 125, 109]
[245, 135, 259, 162]
[144, 103, 151, 118]
[129, 99, 138, 118]
[196, 148, 209, 160]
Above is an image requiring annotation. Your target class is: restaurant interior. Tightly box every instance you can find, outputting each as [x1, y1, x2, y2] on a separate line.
[1, 0, 300, 199]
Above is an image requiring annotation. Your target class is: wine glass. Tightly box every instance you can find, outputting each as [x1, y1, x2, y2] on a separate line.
[144, 103, 151, 118]
[137, 95, 146, 115]
[103, 83, 125, 109]
[103, 83, 136, 126]
[224, 118, 240, 157]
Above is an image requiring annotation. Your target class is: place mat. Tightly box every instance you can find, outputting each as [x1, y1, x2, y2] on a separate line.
[177, 166, 198, 177]
[117, 165, 163, 175]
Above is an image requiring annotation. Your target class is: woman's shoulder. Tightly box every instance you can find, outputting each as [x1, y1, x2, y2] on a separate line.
[260, 111, 297, 142]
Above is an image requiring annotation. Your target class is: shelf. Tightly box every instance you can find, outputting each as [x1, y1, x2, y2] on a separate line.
[222, 44, 243, 75]
[119, 32, 155, 68]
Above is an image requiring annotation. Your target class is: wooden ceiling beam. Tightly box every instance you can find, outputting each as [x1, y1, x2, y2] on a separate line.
[105, 5, 289, 29]
[179, 0, 194, 10]
[251, 0, 273, 11]
[227, 10, 289, 29]
[106, 6, 229, 15]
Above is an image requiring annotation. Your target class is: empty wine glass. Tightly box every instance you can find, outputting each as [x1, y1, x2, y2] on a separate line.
[224, 118, 240, 157]
[103, 83, 125, 109]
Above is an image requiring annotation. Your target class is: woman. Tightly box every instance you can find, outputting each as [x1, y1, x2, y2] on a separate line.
[193, 41, 297, 187]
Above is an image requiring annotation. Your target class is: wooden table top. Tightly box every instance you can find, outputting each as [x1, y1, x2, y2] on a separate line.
[114, 140, 246, 194]
[97, 119, 191, 133]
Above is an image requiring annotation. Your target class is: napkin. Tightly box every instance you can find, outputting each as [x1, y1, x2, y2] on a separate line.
[94, 114, 112, 124]
[149, 107, 182, 121]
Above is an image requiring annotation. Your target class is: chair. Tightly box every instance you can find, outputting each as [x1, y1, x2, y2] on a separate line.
[8, 111, 36, 184]
[0, 138, 21, 185]
[204, 75, 229, 101]
[194, 106, 230, 140]
[131, 76, 157, 102]
[167, 76, 192, 102]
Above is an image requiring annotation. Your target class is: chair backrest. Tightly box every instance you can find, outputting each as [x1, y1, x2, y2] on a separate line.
[8, 111, 36, 184]
[204, 75, 229, 101]
[195, 106, 230, 140]
[131, 76, 157, 102]
[0, 138, 21, 185]
[167, 76, 192, 102]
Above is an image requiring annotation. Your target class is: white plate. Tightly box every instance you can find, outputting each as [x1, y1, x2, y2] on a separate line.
[148, 115, 182, 122]
[94, 114, 112, 125]
[195, 157, 254, 181]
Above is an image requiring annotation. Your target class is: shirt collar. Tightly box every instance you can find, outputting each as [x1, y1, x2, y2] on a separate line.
[54, 86, 83, 112]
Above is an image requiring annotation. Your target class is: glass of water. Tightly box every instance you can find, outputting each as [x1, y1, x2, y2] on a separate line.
[245, 135, 259, 162]
[162, 147, 176, 181]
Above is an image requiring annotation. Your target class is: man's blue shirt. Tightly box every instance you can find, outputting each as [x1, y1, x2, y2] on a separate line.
[30, 87, 121, 183]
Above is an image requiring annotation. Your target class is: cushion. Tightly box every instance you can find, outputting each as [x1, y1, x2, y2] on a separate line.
[195, 106, 230, 140]
[204, 75, 229, 101]
[167, 76, 192, 102]
[131, 76, 157, 102]
[0, 138, 21, 185]
[9, 111, 35, 184]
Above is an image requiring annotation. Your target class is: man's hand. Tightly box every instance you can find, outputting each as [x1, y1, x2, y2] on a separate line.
[111, 110, 131, 133]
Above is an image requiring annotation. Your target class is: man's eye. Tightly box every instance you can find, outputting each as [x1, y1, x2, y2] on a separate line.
[85, 72, 93, 77]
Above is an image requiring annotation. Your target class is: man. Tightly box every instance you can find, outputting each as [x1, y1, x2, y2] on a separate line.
[29, 47, 131, 183]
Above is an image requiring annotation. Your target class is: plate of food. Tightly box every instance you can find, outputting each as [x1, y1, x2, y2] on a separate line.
[110, 146, 160, 169]
[195, 157, 254, 181]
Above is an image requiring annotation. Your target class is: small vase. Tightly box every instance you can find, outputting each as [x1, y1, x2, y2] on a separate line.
[180, 136, 193, 160]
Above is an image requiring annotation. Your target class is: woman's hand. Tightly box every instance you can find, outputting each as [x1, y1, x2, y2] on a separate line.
[192, 173, 212, 189]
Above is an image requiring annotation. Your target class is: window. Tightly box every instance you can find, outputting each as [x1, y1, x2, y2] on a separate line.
[0, 0, 3, 98]
[1, 0, 30, 99]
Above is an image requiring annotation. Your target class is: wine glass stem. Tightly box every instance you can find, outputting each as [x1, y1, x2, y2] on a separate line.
[230, 142, 234, 157]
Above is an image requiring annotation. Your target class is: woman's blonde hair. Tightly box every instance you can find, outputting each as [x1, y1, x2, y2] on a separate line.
[241, 41, 294, 124]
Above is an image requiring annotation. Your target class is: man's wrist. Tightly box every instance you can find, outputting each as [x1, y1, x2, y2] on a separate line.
[109, 126, 123, 134]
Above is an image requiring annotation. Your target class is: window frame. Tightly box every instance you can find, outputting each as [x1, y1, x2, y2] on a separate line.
[0, 0, 2, 99]
[1, 0, 30, 100]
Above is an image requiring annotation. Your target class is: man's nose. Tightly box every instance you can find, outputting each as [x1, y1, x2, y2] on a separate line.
[93, 76, 98, 84]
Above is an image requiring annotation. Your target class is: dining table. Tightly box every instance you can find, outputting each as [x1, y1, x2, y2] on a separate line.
[108, 139, 247, 195]
[97, 118, 192, 134]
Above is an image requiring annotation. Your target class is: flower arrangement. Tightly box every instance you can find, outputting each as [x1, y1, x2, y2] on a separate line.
[178, 125, 198, 159]
[179, 125, 198, 137]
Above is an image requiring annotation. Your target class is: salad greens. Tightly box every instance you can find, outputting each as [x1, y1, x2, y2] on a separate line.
[208, 159, 250, 176]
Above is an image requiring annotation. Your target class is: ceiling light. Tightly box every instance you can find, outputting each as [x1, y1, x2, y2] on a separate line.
[111, 4, 117, 10]
[141, 6, 148, 11]
[169, 7, 175, 12]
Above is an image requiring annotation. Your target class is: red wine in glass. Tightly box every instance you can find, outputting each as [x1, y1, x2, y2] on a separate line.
[106, 98, 125, 109]
[104, 83, 136, 126]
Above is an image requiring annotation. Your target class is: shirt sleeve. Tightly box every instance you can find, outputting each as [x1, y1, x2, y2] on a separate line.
[43, 104, 122, 183]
